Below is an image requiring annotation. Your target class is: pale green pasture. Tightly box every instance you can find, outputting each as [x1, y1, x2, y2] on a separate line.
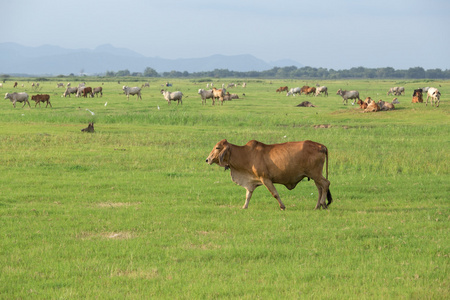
[0, 78, 448, 298]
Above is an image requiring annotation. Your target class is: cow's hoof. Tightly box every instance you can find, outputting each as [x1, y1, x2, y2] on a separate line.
[280, 206, 286, 211]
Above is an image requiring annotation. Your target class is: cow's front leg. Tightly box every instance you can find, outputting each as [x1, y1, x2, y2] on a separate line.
[243, 188, 254, 209]
[261, 179, 285, 210]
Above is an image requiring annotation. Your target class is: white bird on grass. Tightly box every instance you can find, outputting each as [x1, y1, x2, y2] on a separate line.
[86, 109, 95, 115]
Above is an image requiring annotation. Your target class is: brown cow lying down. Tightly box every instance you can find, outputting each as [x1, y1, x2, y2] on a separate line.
[81, 122, 94, 132]
[296, 101, 316, 107]
[206, 139, 332, 210]
[364, 101, 380, 113]
[378, 100, 395, 111]
[364, 97, 373, 104]
[356, 99, 368, 109]
[31, 94, 52, 108]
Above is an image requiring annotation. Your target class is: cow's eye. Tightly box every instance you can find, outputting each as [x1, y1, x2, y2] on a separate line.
[215, 147, 221, 150]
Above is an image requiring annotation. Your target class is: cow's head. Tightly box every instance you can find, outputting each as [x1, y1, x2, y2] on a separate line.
[206, 139, 230, 167]
[433, 91, 441, 99]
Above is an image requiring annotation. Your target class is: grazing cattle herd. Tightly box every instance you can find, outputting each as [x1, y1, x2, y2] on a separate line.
[2, 81, 443, 113]
[1, 79, 444, 210]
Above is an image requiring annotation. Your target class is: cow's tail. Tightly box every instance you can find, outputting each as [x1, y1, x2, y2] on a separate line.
[327, 189, 333, 206]
[323, 145, 333, 206]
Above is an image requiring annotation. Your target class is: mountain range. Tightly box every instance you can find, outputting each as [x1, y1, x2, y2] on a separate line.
[0, 43, 303, 76]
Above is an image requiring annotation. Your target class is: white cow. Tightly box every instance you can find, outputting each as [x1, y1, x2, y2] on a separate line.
[5, 92, 30, 108]
[315, 86, 328, 96]
[123, 86, 142, 100]
[286, 87, 301, 96]
[161, 89, 183, 105]
[198, 89, 214, 105]
[426, 87, 441, 107]
[63, 87, 78, 97]
[76, 86, 86, 97]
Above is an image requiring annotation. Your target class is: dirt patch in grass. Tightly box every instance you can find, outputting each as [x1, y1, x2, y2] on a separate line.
[102, 232, 135, 239]
[97, 202, 141, 208]
[112, 269, 159, 280]
[314, 124, 331, 129]
[76, 231, 136, 240]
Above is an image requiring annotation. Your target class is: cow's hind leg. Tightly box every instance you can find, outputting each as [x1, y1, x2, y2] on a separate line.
[313, 176, 330, 209]
[314, 181, 326, 209]
[261, 178, 286, 210]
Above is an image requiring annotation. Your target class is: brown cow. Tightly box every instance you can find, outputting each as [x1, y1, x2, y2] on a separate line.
[300, 85, 310, 95]
[412, 89, 423, 103]
[296, 101, 316, 107]
[82, 87, 93, 98]
[305, 87, 316, 96]
[212, 87, 224, 105]
[364, 101, 380, 113]
[356, 99, 368, 109]
[31, 94, 52, 108]
[364, 97, 373, 104]
[378, 100, 395, 111]
[206, 139, 332, 210]
[276, 86, 288, 93]
[13, 82, 18, 88]
[81, 122, 94, 132]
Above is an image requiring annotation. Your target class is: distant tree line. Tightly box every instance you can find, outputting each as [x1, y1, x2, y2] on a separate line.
[103, 66, 450, 79]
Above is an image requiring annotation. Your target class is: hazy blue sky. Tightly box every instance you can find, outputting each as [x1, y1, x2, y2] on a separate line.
[3, 0, 449, 70]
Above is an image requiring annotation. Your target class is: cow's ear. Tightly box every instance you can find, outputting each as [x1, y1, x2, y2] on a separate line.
[219, 146, 230, 165]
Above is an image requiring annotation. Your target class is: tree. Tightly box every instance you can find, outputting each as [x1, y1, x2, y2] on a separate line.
[426, 68, 443, 79]
[116, 69, 130, 76]
[406, 67, 426, 79]
[143, 67, 160, 77]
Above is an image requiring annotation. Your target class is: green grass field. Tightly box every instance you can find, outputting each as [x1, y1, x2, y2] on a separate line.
[1, 78, 449, 298]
